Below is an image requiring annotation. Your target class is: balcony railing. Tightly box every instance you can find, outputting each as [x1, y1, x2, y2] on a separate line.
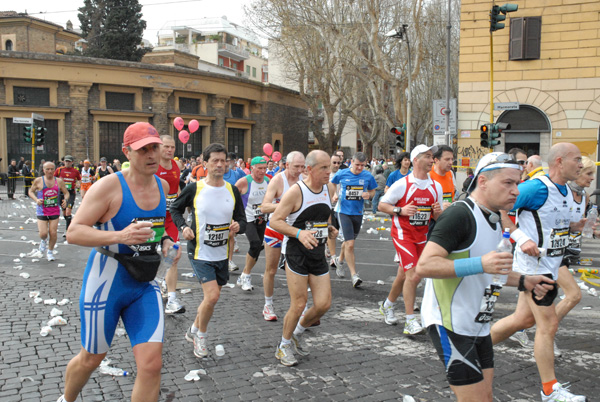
[218, 43, 250, 60]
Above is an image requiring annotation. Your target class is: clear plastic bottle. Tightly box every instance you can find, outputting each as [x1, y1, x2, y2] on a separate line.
[98, 365, 129, 377]
[493, 228, 512, 284]
[156, 242, 179, 279]
[582, 205, 598, 239]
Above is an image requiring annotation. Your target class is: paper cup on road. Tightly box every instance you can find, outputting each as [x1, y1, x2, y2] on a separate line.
[40, 326, 52, 337]
[29, 291, 40, 298]
[50, 308, 63, 317]
[34, 297, 43, 304]
[215, 344, 225, 356]
[44, 299, 57, 305]
[57, 298, 70, 306]
[19, 273, 30, 279]
[47, 316, 67, 327]
[180, 289, 192, 294]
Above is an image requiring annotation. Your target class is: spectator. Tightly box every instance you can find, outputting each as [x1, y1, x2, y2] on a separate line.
[22, 160, 33, 196]
[462, 168, 474, 192]
[385, 152, 411, 192]
[17, 156, 25, 171]
[112, 159, 121, 172]
[371, 165, 386, 214]
[7, 159, 19, 199]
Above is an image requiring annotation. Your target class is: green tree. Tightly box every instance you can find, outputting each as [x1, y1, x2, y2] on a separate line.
[78, 0, 148, 61]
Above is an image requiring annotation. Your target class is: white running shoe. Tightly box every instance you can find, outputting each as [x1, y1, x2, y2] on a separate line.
[334, 257, 345, 278]
[236, 275, 243, 287]
[39, 239, 47, 253]
[540, 382, 586, 402]
[291, 334, 310, 356]
[28, 249, 43, 258]
[193, 333, 208, 358]
[509, 330, 530, 348]
[352, 274, 363, 288]
[378, 301, 398, 325]
[159, 280, 168, 301]
[404, 317, 425, 335]
[47, 250, 55, 261]
[241, 275, 253, 291]
[234, 243, 240, 253]
[165, 298, 185, 314]
[275, 343, 297, 366]
[263, 304, 277, 321]
[228, 260, 239, 272]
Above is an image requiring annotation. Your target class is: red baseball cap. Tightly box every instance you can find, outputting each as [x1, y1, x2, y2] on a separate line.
[123, 122, 162, 150]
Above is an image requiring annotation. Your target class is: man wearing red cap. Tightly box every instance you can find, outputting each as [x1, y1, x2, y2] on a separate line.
[55, 155, 81, 236]
[58, 122, 179, 402]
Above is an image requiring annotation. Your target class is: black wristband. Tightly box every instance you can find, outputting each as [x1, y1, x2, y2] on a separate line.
[160, 235, 174, 248]
[518, 274, 526, 292]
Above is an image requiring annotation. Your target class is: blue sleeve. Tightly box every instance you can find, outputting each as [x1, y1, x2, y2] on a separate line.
[331, 170, 342, 184]
[367, 174, 378, 190]
[385, 171, 398, 187]
[512, 179, 548, 211]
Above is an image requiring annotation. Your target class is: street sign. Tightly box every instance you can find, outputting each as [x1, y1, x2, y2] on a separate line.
[13, 117, 32, 124]
[494, 102, 519, 111]
[433, 98, 457, 135]
[32, 113, 45, 122]
[433, 135, 446, 146]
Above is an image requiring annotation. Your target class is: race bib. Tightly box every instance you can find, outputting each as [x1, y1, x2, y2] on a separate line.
[166, 193, 177, 209]
[409, 206, 432, 226]
[252, 204, 266, 222]
[548, 227, 569, 257]
[346, 186, 363, 201]
[306, 221, 328, 244]
[475, 283, 502, 323]
[443, 192, 453, 203]
[204, 223, 230, 247]
[128, 216, 165, 254]
[569, 231, 582, 250]
[81, 176, 91, 183]
[44, 195, 58, 207]
[65, 182, 72, 190]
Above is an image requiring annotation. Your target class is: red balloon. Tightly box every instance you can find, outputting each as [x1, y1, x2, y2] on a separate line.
[263, 155, 270, 162]
[263, 143, 273, 156]
[189, 119, 200, 133]
[272, 151, 282, 162]
[178, 130, 190, 144]
[174, 117, 184, 131]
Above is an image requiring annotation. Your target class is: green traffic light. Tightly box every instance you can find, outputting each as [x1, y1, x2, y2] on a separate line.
[490, 3, 518, 32]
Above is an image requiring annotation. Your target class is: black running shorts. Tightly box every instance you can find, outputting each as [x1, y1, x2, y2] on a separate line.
[285, 252, 329, 277]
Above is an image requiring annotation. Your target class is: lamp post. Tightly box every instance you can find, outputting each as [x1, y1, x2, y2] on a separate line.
[386, 25, 412, 152]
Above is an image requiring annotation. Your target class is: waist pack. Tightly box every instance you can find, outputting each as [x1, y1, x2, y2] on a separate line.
[95, 247, 161, 282]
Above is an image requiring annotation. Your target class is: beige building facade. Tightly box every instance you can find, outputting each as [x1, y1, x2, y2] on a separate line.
[456, 0, 600, 169]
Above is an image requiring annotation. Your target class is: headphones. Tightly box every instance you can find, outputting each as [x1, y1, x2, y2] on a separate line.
[474, 200, 500, 224]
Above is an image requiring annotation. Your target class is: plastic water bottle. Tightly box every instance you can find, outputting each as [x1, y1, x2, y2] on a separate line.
[582, 205, 598, 239]
[493, 228, 512, 284]
[156, 242, 179, 279]
[98, 365, 129, 377]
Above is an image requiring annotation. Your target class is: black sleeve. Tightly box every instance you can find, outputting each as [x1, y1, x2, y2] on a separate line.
[170, 182, 196, 232]
[428, 201, 476, 254]
[232, 185, 247, 235]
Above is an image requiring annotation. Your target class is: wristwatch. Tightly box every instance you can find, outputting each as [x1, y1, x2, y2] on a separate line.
[393, 207, 402, 216]
[179, 224, 188, 232]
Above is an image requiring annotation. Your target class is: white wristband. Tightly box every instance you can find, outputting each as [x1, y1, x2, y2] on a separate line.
[510, 228, 531, 247]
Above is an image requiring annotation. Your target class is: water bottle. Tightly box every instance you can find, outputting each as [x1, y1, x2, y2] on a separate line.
[156, 242, 179, 279]
[493, 229, 512, 284]
[98, 365, 129, 377]
[582, 205, 598, 238]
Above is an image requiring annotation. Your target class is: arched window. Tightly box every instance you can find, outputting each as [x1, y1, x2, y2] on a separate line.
[5, 40, 13, 51]
[499, 105, 550, 156]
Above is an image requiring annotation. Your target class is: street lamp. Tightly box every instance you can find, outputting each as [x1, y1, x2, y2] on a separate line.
[386, 24, 412, 152]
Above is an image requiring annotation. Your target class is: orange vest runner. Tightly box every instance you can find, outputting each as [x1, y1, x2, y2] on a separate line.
[429, 168, 455, 203]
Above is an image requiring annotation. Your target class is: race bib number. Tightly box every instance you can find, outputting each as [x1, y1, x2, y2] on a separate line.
[475, 283, 502, 323]
[252, 204, 266, 222]
[44, 195, 58, 207]
[443, 192, 453, 203]
[81, 176, 91, 183]
[306, 221, 328, 244]
[166, 193, 177, 209]
[204, 223, 230, 247]
[409, 206, 432, 226]
[569, 231, 582, 250]
[346, 186, 363, 201]
[65, 182, 72, 190]
[548, 227, 569, 257]
[128, 216, 165, 254]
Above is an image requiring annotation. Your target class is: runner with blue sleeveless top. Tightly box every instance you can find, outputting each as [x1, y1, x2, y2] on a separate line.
[57, 122, 177, 402]
[28, 162, 70, 261]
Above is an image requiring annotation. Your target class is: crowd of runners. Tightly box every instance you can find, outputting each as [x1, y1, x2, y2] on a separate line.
[40, 122, 594, 402]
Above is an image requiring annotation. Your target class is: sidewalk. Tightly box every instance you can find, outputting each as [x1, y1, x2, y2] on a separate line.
[1, 197, 599, 401]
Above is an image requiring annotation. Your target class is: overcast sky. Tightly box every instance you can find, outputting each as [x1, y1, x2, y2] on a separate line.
[15, 0, 254, 44]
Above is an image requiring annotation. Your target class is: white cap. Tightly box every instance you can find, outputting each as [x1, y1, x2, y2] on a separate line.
[410, 144, 438, 162]
[467, 152, 523, 193]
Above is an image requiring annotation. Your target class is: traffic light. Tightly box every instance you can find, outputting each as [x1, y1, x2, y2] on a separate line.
[480, 124, 490, 147]
[490, 3, 518, 32]
[391, 125, 406, 149]
[35, 126, 46, 145]
[23, 126, 33, 144]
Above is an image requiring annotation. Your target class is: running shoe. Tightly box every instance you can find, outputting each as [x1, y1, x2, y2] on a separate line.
[160, 280, 168, 301]
[185, 327, 195, 343]
[509, 330, 530, 348]
[39, 239, 47, 253]
[554, 341, 562, 358]
[541, 382, 586, 402]
[334, 256, 345, 278]
[275, 343, 297, 366]
[165, 298, 185, 314]
[352, 274, 362, 288]
[236, 275, 243, 287]
[228, 260, 239, 272]
[263, 304, 278, 321]
[329, 255, 337, 268]
[404, 317, 425, 335]
[291, 334, 310, 356]
[193, 333, 208, 358]
[241, 275, 253, 291]
[325, 247, 331, 259]
[47, 250, 55, 261]
[28, 249, 43, 258]
[378, 301, 398, 325]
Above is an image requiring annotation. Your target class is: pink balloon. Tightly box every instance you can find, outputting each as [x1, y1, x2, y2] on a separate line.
[272, 151, 282, 162]
[263, 155, 270, 162]
[263, 143, 273, 156]
[189, 119, 200, 133]
[178, 130, 190, 144]
[174, 117, 184, 131]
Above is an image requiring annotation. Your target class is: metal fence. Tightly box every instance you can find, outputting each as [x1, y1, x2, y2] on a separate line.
[0, 174, 34, 198]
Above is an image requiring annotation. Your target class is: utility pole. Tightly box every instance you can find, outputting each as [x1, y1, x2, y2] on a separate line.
[445, 0, 452, 146]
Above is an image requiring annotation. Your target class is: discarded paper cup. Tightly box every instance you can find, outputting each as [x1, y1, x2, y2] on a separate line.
[180, 289, 192, 294]
[40, 326, 52, 337]
[50, 308, 63, 317]
[215, 344, 225, 356]
[47, 316, 68, 326]
[20, 273, 30, 279]
[34, 297, 43, 304]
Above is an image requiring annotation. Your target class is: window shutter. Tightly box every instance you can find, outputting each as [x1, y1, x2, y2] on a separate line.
[524, 17, 542, 60]
[509, 17, 524, 60]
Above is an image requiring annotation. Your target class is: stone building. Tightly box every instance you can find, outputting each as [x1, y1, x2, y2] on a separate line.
[456, 0, 600, 167]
